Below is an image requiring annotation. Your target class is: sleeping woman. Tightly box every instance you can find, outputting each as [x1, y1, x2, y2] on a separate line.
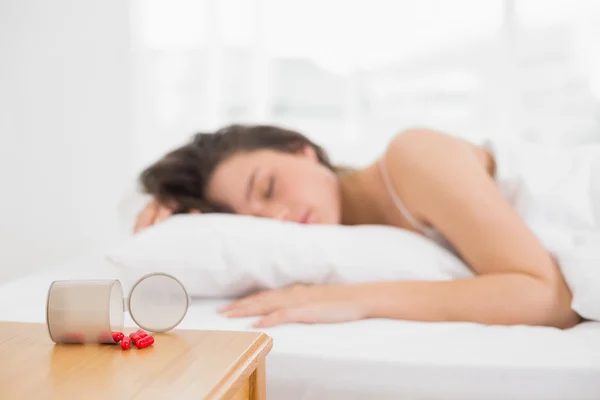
[134, 124, 600, 329]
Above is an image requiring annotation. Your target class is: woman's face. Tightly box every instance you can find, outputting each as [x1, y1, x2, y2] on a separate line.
[206, 146, 341, 225]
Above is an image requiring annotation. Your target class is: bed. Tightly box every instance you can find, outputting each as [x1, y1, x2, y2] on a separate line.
[1, 254, 599, 400]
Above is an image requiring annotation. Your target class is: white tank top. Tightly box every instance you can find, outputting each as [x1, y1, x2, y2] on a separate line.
[379, 138, 600, 255]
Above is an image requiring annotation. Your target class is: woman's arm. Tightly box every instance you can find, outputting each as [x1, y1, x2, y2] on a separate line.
[369, 128, 579, 328]
[356, 274, 575, 327]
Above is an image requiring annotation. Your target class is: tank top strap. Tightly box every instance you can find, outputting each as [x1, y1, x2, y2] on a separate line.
[378, 156, 428, 233]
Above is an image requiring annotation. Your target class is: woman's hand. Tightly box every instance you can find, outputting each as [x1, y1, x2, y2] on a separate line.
[133, 199, 200, 233]
[217, 284, 368, 328]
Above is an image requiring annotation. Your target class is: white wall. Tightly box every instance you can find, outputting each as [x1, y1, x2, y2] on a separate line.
[0, 1, 134, 283]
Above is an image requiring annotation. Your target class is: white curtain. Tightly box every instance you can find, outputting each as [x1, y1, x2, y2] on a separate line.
[130, 0, 600, 170]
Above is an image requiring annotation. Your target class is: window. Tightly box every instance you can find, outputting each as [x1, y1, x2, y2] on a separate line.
[131, 0, 600, 168]
[514, 0, 600, 144]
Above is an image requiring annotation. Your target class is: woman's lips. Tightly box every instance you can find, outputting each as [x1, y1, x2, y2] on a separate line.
[298, 210, 311, 224]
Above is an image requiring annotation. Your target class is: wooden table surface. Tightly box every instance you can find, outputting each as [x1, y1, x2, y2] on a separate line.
[0, 321, 273, 400]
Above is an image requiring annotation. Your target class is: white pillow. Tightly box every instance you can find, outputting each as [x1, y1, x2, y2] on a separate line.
[105, 214, 475, 298]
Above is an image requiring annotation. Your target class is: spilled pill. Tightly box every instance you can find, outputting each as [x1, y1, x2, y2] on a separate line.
[135, 329, 148, 339]
[121, 336, 131, 350]
[129, 332, 141, 345]
[112, 332, 124, 342]
[135, 335, 154, 349]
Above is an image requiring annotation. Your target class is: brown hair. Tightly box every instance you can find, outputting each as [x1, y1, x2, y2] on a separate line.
[139, 124, 337, 213]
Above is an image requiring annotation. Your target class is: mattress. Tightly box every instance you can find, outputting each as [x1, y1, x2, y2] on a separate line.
[1, 254, 600, 400]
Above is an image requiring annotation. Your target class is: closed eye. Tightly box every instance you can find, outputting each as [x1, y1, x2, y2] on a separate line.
[265, 176, 275, 199]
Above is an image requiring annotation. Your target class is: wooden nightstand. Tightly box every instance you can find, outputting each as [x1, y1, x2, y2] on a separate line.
[0, 321, 273, 399]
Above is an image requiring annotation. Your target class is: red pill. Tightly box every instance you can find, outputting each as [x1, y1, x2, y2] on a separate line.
[121, 336, 131, 350]
[135, 329, 148, 339]
[112, 332, 124, 342]
[135, 335, 154, 349]
[129, 332, 141, 344]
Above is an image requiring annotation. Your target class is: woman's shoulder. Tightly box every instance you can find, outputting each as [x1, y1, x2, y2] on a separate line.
[384, 127, 484, 155]
[381, 128, 493, 176]
[372, 128, 489, 229]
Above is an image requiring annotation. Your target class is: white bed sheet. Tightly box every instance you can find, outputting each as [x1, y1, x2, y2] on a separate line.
[1, 255, 599, 400]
